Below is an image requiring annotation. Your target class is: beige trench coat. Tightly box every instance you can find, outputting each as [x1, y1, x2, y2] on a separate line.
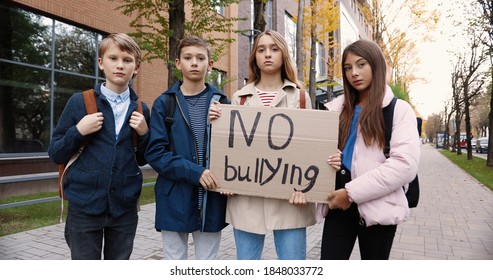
[225, 80, 317, 234]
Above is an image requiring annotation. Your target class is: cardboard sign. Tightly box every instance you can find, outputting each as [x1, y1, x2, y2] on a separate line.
[210, 104, 339, 203]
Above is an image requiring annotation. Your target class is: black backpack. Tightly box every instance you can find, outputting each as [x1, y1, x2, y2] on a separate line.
[382, 97, 420, 208]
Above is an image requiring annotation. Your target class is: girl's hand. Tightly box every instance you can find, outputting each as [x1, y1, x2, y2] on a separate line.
[327, 150, 342, 171]
[327, 188, 351, 210]
[129, 111, 149, 136]
[76, 112, 104, 136]
[289, 191, 307, 206]
[208, 100, 222, 123]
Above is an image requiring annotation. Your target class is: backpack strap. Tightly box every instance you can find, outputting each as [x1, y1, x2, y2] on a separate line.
[82, 89, 98, 114]
[240, 95, 247, 105]
[58, 89, 98, 221]
[299, 88, 306, 109]
[132, 96, 143, 149]
[382, 97, 397, 158]
[164, 94, 176, 153]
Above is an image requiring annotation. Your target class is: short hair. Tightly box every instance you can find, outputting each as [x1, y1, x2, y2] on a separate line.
[98, 33, 142, 68]
[177, 36, 212, 59]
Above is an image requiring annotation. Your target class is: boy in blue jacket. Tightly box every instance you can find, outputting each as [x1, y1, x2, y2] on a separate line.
[48, 33, 150, 260]
[145, 36, 229, 260]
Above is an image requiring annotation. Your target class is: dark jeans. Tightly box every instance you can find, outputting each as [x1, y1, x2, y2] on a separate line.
[65, 205, 138, 260]
[320, 203, 397, 260]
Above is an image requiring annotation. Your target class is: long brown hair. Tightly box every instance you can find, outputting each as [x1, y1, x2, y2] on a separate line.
[339, 40, 387, 150]
[247, 30, 303, 89]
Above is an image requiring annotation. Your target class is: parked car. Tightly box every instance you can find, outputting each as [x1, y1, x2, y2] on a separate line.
[471, 138, 477, 149]
[476, 137, 489, 153]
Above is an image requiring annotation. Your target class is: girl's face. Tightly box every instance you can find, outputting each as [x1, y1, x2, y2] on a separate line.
[343, 52, 372, 95]
[255, 35, 283, 75]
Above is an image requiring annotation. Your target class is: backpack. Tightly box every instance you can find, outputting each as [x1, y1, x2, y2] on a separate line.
[57, 89, 142, 199]
[382, 97, 420, 208]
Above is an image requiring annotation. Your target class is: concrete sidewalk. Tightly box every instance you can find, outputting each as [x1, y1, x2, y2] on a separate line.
[1, 144, 492, 260]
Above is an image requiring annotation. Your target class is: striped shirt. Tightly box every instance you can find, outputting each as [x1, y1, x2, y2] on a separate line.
[256, 87, 277, 107]
[184, 88, 208, 167]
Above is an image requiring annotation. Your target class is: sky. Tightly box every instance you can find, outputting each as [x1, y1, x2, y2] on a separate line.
[407, 0, 475, 119]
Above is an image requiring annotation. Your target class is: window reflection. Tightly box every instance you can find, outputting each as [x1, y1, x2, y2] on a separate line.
[0, 62, 50, 152]
[0, 4, 52, 67]
[53, 73, 96, 127]
[0, 2, 104, 156]
[55, 22, 98, 75]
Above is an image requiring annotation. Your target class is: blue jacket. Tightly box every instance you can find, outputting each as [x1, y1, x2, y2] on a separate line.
[145, 81, 229, 233]
[48, 84, 150, 217]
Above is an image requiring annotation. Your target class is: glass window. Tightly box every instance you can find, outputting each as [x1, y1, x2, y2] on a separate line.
[316, 42, 323, 78]
[53, 73, 99, 127]
[211, 0, 225, 16]
[284, 13, 297, 62]
[266, 0, 273, 30]
[0, 62, 51, 153]
[0, 2, 105, 156]
[0, 4, 52, 67]
[55, 22, 99, 76]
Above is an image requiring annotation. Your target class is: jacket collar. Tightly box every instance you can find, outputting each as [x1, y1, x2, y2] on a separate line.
[236, 80, 298, 96]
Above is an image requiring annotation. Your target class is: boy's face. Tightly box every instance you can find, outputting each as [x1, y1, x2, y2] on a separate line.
[98, 43, 139, 93]
[176, 46, 213, 83]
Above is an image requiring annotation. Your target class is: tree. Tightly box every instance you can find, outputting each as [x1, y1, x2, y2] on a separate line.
[459, 31, 486, 160]
[361, 0, 438, 101]
[298, 0, 339, 108]
[112, 0, 241, 86]
[477, 0, 493, 167]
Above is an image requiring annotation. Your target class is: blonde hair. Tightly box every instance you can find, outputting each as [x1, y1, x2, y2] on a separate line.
[248, 30, 303, 89]
[98, 33, 141, 77]
[339, 39, 387, 149]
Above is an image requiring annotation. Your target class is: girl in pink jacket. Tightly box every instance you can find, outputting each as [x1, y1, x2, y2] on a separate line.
[320, 40, 420, 259]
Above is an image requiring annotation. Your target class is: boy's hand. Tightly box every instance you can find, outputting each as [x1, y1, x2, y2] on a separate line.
[200, 169, 220, 191]
[208, 100, 221, 123]
[129, 111, 148, 136]
[76, 112, 104, 136]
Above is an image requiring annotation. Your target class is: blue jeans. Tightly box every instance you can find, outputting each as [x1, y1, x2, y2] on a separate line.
[64, 205, 138, 260]
[233, 227, 306, 260]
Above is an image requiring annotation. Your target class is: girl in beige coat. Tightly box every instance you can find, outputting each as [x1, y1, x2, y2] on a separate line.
[209, 30, 341, 259]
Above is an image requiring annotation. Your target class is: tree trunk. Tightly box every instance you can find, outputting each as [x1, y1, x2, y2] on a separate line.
[168, 0, 185, 87]
[488, 70, 493, 166]
[308, 0, 317, 109]
[464, 94, 473, 160]
[296, 0, 304, 81]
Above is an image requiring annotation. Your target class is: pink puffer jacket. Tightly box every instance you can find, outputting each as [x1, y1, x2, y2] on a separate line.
[317, 86, 420, 226]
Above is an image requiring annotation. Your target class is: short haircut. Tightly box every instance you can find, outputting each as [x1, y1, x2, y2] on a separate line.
[177, 36, 212, 60]
[98, 33, 142, 67]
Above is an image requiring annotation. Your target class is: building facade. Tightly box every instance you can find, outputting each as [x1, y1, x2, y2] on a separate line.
[0, 0, 373, 198]
[0, 0, 238, 197]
